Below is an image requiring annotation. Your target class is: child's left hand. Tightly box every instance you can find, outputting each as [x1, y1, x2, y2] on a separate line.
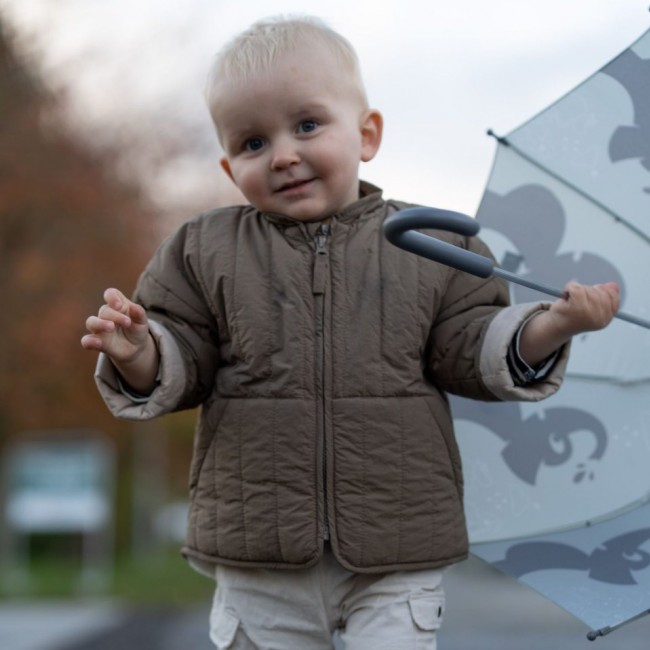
[518, 281, 620, 367]
[547, 281, 620, 337]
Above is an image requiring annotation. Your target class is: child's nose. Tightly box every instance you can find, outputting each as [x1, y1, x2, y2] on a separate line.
[270, 138, 300, 170]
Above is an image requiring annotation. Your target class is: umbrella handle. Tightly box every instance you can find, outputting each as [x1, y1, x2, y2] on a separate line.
[383, 207, 494, 278]
[383, 207, 650, 331]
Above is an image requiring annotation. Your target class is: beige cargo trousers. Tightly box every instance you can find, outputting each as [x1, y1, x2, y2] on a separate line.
[209, 543, 446, 649]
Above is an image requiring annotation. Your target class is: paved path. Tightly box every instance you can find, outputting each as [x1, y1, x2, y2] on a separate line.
[0, 601, 125, 650]
[3, 557, 650, 649]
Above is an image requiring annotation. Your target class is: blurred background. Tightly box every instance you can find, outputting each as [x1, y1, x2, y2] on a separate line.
[0, 0, 242, 612]
[0, 1, 649, 648]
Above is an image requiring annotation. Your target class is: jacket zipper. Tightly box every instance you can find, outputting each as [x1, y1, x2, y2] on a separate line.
[312, 223, 331, 540]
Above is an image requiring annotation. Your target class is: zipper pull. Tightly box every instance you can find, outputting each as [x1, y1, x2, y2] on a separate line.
[315, 223, 330, 253]
[312, 224, 330, 295]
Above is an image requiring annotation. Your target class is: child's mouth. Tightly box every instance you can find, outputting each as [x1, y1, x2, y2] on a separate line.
[276, 179, 314, 194]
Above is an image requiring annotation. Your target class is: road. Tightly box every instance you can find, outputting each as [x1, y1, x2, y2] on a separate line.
[3, 556, 650, 649]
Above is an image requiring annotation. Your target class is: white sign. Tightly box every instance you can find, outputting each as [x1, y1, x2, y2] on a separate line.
[5, 437, 114, 533]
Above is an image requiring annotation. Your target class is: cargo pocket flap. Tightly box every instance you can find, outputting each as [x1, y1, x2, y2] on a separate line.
[209, 607, 240, 649]
[408, 593, 445, 631]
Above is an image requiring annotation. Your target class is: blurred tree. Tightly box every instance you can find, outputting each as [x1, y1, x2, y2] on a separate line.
[0, 18, 225, 558]
[0, 19, 156, 441]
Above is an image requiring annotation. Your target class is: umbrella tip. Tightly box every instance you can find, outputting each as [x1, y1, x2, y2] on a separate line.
[587, 625, 615, 641]
[487, 129, 508, 145]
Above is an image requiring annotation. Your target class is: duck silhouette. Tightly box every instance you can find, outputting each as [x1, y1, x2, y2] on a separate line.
[477, 184, 627, 305]
[494, 528, 650, 585]
[601, 47, 650, 175]
[451, 397, 608, 486]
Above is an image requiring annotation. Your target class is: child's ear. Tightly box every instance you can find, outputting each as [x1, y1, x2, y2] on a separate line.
[220, 157, 236, 183]
[360, 109, 383, 163]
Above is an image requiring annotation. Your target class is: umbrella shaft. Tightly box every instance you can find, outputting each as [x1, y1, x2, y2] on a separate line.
[494, 268, 565, 299]
[493, 268, 650, 331]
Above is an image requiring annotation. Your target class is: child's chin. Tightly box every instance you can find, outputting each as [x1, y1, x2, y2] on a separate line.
[277, 203, 330, 222]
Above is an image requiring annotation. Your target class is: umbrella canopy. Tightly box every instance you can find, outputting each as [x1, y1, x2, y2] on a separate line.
[449, 24, 650, 638]
[471, 502, 650, 639]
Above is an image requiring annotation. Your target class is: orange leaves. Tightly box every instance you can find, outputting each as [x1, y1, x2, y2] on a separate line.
[0, 22, 156, 438]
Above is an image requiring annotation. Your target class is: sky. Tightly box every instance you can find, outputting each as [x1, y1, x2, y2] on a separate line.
[0, 0, 648, 225]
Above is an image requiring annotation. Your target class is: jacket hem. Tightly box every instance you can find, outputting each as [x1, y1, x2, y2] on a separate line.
[181, 545, 324, 573]
[181, 545, 467, 575]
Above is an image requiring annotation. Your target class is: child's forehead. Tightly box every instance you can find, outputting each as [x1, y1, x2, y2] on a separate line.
[225, 41, 348, 89]
[263, 44, 344, 80]
[210, 42, 368, 138]
[220, 51, 355, 107]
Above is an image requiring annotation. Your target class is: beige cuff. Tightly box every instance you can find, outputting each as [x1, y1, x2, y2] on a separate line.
[94, 320, 186, 420]
[480, 302, 571, 401]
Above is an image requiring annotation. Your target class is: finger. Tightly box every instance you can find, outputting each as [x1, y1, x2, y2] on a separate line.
[592, 283, 620, 310]
[562, 280, 582, 301]
[80, 334, 105, 351]
[602, 282, 620, 303]
[560, 282, 582, 306]
[126, 301, 148, 325]
[103, 287, 129, 313]
[593, 281, 618, 293]
[564, 280, 587, 293]
[604, 284, 621, 313]
[97, 305, 132, 328]
[86, 315, 117, 334]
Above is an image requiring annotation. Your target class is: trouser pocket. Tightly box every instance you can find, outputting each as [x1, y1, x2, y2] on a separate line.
[408, 591, 445, 631]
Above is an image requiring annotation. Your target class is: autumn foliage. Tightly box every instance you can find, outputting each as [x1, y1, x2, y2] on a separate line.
[0, 21, 157, 442]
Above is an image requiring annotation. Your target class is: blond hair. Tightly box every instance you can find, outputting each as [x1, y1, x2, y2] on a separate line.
[205, 15, 368, 123]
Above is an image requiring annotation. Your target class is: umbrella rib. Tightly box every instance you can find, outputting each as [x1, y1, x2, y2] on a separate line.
[565, 371, 650, 386]
[587, 608, 650, 641]
[487, 130, 650, 248]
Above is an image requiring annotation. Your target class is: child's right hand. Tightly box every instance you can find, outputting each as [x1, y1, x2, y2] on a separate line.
[81, 288, 150, 363]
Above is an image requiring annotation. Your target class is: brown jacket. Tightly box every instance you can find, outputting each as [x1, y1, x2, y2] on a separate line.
[96, 183, 568, 573]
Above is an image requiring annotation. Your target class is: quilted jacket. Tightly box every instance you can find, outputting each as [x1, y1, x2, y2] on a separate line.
[95, 183, 568, 573]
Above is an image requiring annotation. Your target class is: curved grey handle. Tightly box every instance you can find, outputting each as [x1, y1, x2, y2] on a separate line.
[384, 207, 650, 331]
[383, 207, 494, 278]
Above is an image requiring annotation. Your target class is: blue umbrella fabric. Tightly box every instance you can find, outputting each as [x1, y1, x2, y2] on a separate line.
[471, 502, 650, 639]
[449, 24, 650, 639]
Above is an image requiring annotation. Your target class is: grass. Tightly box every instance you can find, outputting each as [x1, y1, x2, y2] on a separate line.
[0, 546, 215, 605]
[111, 549, 215, 605]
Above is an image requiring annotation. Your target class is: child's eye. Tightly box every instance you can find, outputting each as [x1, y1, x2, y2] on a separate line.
[297, 120, 318, 134]
[244, 137, 265, 152]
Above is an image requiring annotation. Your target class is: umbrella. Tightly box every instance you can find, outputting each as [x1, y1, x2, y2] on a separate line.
[384, 23, 650, 640]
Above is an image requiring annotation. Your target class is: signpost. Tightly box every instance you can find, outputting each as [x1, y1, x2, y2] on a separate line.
[1, 430, 115, 592]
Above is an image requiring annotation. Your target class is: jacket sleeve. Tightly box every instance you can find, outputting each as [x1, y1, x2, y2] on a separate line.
[479, 302, 570, 401]
[130, 219, 221, 412]
[94, 319, 188, 420]
[93, 219, 220, 419]
[426, 234, 568, 401]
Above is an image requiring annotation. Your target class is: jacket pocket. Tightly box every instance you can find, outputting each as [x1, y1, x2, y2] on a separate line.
[408, 591, 445, 631]
[189, 396, 230, 491]
[424, 395, 464, 499]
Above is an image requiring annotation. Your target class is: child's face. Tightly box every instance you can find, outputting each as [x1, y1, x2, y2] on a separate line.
[215, 45, 382, 221]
